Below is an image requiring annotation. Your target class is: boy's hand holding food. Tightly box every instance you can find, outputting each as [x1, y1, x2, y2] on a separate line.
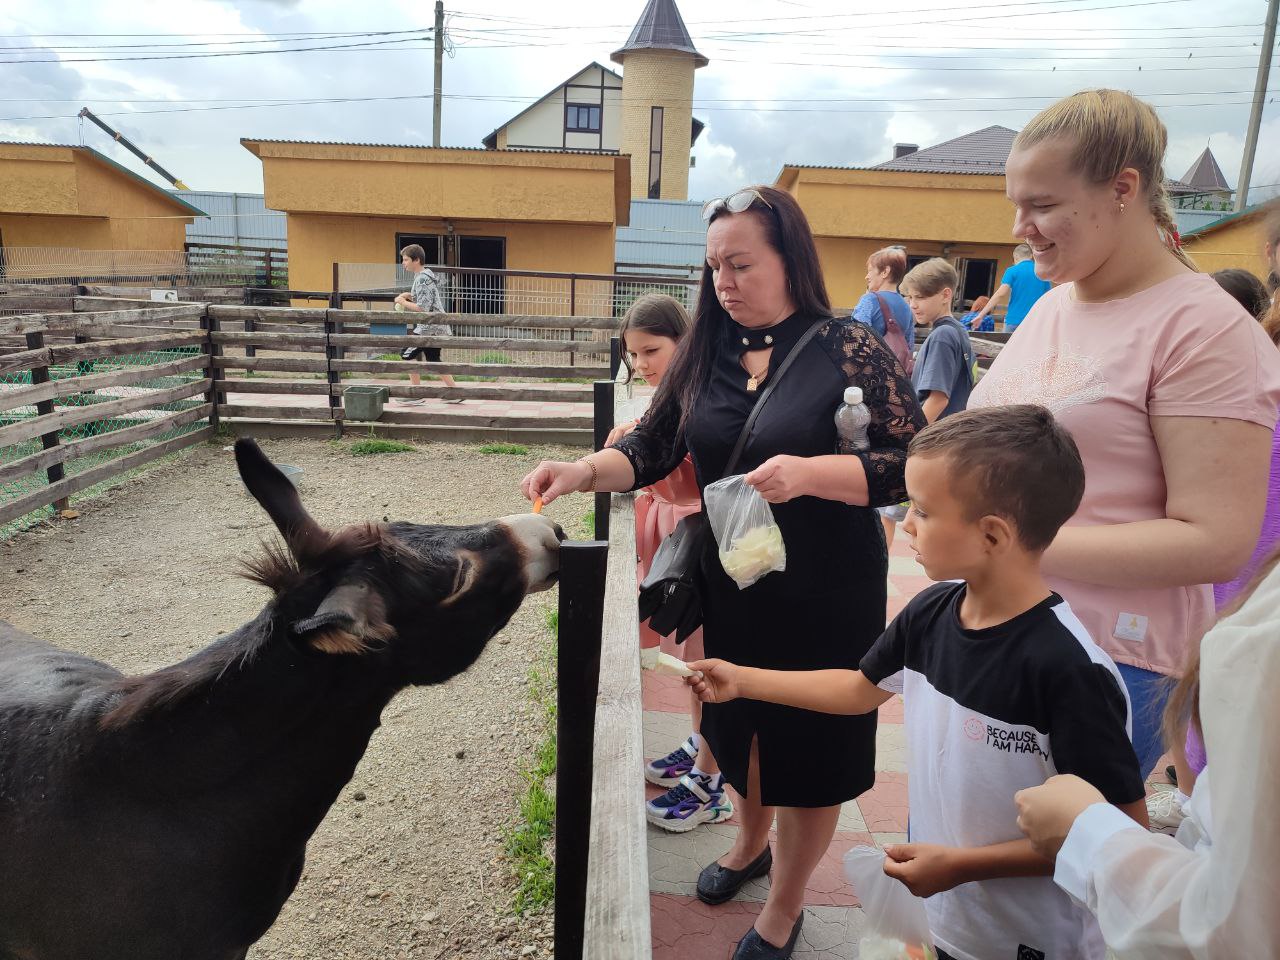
[685, 658, 744, 703]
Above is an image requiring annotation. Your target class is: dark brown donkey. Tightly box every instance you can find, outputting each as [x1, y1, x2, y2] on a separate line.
[0, 439, 563, 960]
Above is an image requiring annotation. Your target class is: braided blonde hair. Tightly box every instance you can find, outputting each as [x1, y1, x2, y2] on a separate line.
[1014, 89, 1197, 271]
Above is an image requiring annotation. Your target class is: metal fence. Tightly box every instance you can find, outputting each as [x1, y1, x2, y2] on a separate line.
[0, 245, 289, 288]
[335, 263, 700, 367]
[0, 312, 212, 538]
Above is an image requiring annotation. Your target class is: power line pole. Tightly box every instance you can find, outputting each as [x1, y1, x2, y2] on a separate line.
[1236, 0, 1278, 211]
[433, 0, 444, 148]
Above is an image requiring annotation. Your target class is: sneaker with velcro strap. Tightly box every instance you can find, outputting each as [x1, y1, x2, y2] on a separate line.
[646, 772, 734, 833]
[644, 736, 699, 787]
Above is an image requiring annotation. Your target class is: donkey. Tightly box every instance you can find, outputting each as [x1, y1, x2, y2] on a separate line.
[0, 438, 563, 960]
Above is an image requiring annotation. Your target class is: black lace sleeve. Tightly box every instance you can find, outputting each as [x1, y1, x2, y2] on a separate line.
[818, 320, 926, 506]
[611, 394, 689, 491]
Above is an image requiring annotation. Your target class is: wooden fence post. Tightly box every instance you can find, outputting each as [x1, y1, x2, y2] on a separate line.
[243, 310, 257, 359]
[554, 539, 608, 960]
[201, 307, 223, 429]
[609, 335, 622, 381]
[24, 331, 68, 511]
[593, 379, 614, 541]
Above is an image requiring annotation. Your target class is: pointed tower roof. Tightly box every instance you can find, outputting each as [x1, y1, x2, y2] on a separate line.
[1180, 146, 1232, 194]
[612, 0, 707, 68]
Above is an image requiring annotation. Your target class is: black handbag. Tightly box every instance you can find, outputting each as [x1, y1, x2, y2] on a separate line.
[637, 319, 828, 643]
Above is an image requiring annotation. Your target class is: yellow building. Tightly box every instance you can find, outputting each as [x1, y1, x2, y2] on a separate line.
[777, 127, 1022, 311]
[241, 139, 631, 302]
[0, 142, 201, 259]
[1183, 203, 1271, 278]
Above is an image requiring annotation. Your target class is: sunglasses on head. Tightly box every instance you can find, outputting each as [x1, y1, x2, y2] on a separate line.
[701, 188, 772, 221]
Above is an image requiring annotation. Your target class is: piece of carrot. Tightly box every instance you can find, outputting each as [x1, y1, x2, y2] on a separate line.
[532, 496, 545, 515]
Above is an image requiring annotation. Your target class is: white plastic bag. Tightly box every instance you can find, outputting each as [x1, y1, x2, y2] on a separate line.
[703, 475, 786, 589]
[843, 846, 936, 959]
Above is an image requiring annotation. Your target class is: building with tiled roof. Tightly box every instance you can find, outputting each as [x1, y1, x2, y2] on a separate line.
[482, 0, 705, 201]
[776, 124, 1217, 310]
[872, 126, 1018, 176]
[1175, 146, 1234, 210]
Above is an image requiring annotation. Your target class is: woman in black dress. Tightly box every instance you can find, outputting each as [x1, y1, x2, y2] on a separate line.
[522, 186, 923, 959]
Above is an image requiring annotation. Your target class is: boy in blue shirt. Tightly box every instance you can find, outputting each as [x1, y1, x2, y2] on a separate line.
[688, 406, 1147, 960]
[973, 243, 1051, 330]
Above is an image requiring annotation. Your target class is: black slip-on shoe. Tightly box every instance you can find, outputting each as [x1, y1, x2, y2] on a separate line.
[732, 912, 804, 960]
[695, 844, 772, 905]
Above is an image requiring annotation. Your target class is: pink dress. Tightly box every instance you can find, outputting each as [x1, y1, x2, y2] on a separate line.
[635, 454, 704, 659]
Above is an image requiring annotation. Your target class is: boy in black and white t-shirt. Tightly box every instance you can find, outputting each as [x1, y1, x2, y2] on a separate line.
[689, 405, 1147, 960]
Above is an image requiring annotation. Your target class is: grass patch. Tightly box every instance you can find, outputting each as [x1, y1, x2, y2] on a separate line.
[505, 604, 560, 915]
[479, 442, 529, 456]
[476, 351, 514, 365]
[577, 510, 595, 539]
[349, 438, 415, 455]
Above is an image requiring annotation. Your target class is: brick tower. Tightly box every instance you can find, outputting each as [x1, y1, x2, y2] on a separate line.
[612, 0, 706, 201]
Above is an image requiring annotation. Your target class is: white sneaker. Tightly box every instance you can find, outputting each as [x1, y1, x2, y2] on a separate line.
[1146, 787, 1186, 835]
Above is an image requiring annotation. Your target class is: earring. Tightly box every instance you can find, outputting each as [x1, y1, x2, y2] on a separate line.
[1119, 202, 1127, 212]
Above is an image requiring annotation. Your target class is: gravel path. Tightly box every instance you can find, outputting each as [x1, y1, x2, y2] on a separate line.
[0, 436, 586, 960]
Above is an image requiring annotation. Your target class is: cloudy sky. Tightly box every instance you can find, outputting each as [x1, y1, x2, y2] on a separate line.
[0, 0, 1276, 203]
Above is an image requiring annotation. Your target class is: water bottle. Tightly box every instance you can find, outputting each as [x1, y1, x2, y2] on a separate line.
[835, 386, 871, 453]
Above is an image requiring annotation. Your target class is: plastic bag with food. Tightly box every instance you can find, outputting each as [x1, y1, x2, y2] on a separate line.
[703, 475, 786, 589]
[843, 846, 937, 960]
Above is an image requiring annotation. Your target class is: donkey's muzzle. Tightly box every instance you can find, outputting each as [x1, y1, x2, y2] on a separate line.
[497, 514, 562, 593]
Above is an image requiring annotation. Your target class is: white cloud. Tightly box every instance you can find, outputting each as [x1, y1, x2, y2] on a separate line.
[0, 0, 1272, 203]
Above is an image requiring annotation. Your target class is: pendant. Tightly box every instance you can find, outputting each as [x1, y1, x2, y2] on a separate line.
[746, 376, 759, 392]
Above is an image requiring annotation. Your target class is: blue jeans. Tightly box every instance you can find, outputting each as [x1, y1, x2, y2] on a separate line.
[1117, 663, 1172, 779]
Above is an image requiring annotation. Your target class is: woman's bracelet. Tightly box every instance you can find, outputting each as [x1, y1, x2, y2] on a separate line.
[579, 457, 599, 493]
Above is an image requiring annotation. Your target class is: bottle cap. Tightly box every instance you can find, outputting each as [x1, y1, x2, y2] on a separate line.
[843, 386, 863, 405]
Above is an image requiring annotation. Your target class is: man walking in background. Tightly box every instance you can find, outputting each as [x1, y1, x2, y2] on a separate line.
[971, 243, 1051, 332]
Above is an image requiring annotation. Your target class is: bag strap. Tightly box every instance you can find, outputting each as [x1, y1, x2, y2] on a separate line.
[932, 315, 979, 385]
[723, 318, 829, 477]
[873, 292, 904, 341]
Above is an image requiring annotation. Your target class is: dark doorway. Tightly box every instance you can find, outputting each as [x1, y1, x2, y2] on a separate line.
[959, 258, 998, 306]
[454, 236, 506, 315]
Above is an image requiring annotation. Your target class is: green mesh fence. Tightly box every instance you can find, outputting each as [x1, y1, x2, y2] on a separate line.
[1, 344, 209, 539]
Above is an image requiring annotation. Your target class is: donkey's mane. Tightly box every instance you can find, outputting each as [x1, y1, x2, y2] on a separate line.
[98, 523, 427, 731]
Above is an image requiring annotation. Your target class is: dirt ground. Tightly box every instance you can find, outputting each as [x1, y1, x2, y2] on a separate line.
[0, 436, 587, 960]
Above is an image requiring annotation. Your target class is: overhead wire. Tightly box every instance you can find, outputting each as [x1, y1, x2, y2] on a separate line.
[0, 34, 433, 65]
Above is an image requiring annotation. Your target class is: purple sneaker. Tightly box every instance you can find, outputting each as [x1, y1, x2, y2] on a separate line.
[646, 773, 734, 833]
[645, 736, 698, 787]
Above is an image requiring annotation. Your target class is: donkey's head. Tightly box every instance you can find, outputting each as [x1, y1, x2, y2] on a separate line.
[234, 439, 562, 684]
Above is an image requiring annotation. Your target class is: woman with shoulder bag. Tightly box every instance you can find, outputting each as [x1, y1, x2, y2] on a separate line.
[521, 185, 925, 959]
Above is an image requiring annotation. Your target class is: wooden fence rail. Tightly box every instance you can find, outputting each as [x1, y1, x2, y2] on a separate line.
[578, 383, 650, 960]
[1, 300, 616, 528]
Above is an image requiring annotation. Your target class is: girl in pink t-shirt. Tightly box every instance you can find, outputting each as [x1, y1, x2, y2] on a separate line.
[605, 294, 731, 833]
[969, 90, 1280, 796]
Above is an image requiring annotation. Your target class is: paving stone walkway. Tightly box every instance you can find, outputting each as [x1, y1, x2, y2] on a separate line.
[643, 531, 932, 959]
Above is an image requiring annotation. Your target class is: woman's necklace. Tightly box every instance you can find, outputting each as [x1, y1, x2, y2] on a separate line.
[742, 353, 770, 392]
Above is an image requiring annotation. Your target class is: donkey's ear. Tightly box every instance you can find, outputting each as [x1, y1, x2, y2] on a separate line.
[235, 439, 326, 558]
[291, 580, 394, 655]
